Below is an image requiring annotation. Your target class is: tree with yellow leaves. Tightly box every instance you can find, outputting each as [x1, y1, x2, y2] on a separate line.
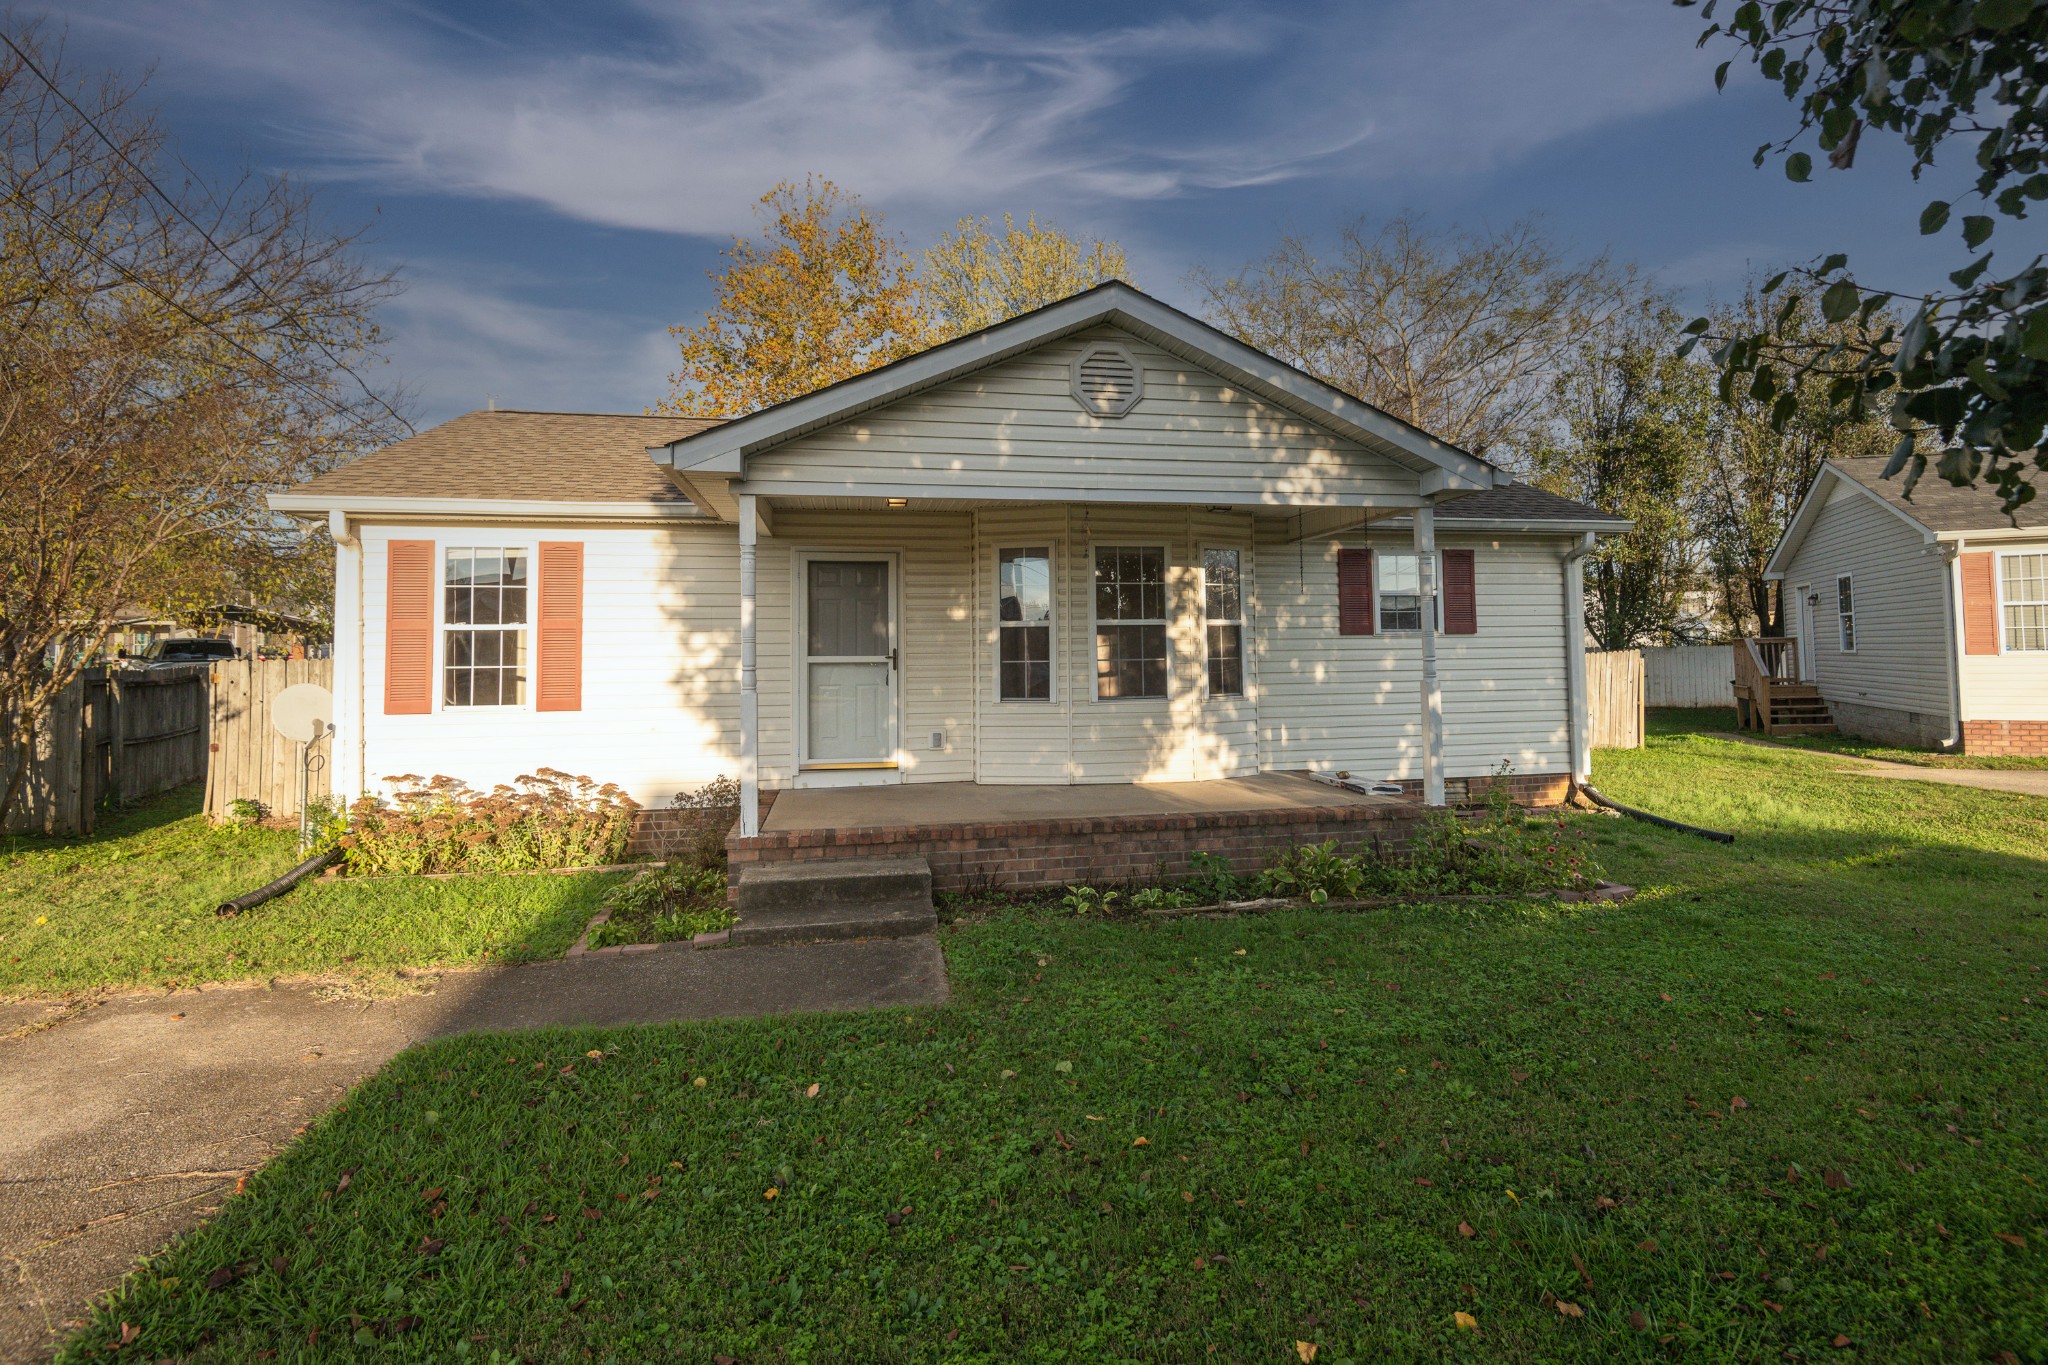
[653, 180, 927, 417]
[923, 213, 1131, 342]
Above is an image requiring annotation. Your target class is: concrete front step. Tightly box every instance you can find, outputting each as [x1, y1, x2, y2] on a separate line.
[731, 855, 937, 946]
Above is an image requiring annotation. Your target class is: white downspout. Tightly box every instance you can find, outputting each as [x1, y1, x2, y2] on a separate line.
[1414, 503, 1444, 806]
[327, 509, 364, 803]
[738, 494, 761, 837]
[1940, 539, 1965, 752]
[1561, 532, 1597, 786]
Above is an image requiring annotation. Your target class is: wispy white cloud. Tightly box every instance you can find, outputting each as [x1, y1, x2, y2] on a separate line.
[65, 0, 1718, 239]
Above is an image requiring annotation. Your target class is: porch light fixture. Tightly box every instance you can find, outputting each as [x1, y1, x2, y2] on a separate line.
[887, 497, 909, 508]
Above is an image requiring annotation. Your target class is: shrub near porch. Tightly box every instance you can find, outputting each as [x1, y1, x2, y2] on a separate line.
[64, 724, 2048, 1362]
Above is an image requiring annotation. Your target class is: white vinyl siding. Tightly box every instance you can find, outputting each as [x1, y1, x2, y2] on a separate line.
[743, 324, 1420, 505]
[1960, 534, 2048, 721]
[1778, 480, 1950, 722]
[1255, 527, 1571, 780]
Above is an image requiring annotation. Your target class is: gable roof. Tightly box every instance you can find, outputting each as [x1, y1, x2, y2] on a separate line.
[1830, 456, 2047, 533]
[650, 281, 1512, 500]
[271, 410, 725, 516]
[1766, 457, 2047, 578]
[1436, 483, 1630, 530]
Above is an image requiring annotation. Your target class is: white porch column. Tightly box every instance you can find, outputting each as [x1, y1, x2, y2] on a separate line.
[327, 510, 364, 802]
[1562, 532, 1596, 784]
[738, 494, 760, 837]
[1415, 503, 1445, 806]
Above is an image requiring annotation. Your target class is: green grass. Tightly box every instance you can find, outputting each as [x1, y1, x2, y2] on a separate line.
[0, 786, 623, 999]
[63, 734, 2048, 1363]
[1653, 705, 2048, 770]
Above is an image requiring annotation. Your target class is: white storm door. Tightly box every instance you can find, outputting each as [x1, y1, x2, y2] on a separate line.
[801, 557, 897, 766]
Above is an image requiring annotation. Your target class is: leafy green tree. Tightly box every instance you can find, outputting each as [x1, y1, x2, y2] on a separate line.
[923, 213, 1131, 342]
[1530, 299, 1719, 648]
[1679, 0, 2047, 512]
[1698, 283, 1900, 637]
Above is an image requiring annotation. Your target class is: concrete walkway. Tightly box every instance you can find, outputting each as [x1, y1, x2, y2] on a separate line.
[0, 938, 949, 1363]
[1728, 733, 2048, 797]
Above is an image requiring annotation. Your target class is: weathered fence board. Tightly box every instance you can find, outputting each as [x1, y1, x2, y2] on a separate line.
[1587, 649, 1645, 750]
[2, 666, 211, 836]
[1641, 644, 1736, 708]
[204, 658, 334, 821]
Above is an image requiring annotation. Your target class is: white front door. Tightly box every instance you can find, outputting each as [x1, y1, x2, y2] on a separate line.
[800, 556, 898, 772]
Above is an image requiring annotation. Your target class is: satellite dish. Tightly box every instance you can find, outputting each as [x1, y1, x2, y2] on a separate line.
[272, 683, 334, 743]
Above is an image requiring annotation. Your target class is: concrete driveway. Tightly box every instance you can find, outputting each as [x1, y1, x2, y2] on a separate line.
[1729, 734, 2048, 797]
[0, 938, 949, 1363]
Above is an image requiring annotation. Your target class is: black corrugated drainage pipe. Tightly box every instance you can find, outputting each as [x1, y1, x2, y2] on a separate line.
[217, 847, 341, 917]
[1577, 784, 1735, 844]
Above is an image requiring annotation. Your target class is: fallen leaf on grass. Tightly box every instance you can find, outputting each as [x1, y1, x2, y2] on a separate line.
[1457, 1221, 1476, 1238]
[112, 1322, 139, 1349]
[421, 1186, 444, 1202]
[1730, 1096, 1749, 1111]
[1995, 1232, 2027, 1248]
[416, 1237, 444, 1257]
[805, 1083, 820, 1098]
[1296, 1343, 1319, 1362]
[762, 1188, 778, 1201]
[1413, 1177, 1434, 1187]
[1556, 1300, 1584, 1318]
[1453, 1311, 1477, 1331]
[1509, 1068, 1529, 1084]
[1832, 1334, 1852, 1348]
[1133, 1136, 1150, 1147]
[1628, 1311, 1649, 1331]
[1594, 1195, 1618, 1210]
[1637, 1238, 1659, 1253]
[1822, 1169, 1851, 1190]
[204, 1262, 254, 1292]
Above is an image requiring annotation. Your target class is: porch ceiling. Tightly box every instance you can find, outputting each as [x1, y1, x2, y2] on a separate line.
[761, 772, 1409, 834]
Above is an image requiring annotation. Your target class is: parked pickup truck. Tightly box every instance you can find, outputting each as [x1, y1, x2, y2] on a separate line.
[125, 637, 239, 668]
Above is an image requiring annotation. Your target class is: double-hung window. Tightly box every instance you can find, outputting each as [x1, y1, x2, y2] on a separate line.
[444, 547, 528, 706]
[1203, 548, 1245, 697]
[1094, 546, 1168, 699]
[1837, 574, 1856, 653]
[1375, 551, 1441, 632]
[2003, 552, 2048, 651]
[997, 547, 1054, 700]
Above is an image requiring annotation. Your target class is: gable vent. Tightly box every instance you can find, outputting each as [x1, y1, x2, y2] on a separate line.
[1070, 343, 1144, 418]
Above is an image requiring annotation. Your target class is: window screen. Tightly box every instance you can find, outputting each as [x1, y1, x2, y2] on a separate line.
[444, 548, 528, 706]
[1094, 546, 1168, 699]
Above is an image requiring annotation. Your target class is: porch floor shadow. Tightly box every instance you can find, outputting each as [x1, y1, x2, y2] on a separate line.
[762, 772, 1407, 834]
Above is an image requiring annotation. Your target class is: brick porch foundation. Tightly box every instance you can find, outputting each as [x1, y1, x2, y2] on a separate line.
[1962, 720, 2048, 757]
[718, 773, 1569, 895]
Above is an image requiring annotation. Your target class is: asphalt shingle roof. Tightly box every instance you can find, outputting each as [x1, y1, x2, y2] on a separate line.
[1435, 483, 1626, 524]
[286, 410, 726, 504]
[1828, 456, 2046, 532]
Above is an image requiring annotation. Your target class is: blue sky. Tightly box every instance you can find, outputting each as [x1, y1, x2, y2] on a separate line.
[47, 0, 1976, 428]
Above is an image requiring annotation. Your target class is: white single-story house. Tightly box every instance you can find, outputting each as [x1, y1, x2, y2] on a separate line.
[1761, 456, 2048, 754]
[270, 284, 1629, 884]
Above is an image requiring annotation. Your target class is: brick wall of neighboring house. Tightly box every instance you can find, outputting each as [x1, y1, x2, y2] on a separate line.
[1962, 720, 2048, 757]
[1384, 772, 1572, 808]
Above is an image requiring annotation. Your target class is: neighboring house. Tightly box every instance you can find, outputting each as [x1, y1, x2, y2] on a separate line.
[1762, 457, 2048, 755]
[268, 284, 1628, 886]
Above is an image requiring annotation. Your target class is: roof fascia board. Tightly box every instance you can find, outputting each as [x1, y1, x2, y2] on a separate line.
[652, 284, 1503, 489]
[267, 492, 705, 520]
[1375, 512, 1634, 535]
[728, 479, 1425, 510]
[1936, 525, 2048, 542]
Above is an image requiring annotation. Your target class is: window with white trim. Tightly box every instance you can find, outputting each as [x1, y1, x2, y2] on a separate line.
[1836, 574, 1856, 653]
[1203, 548, 1245, 697]
[1375, 551, 1440, 633]
[444, 547, 528, 706]
[997, 547, 1053, 701]
[1093, 545, 1168, 699]
[2002, 552, 2048, 651]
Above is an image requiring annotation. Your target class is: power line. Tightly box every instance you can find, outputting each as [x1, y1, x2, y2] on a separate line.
[0, 30, 414, 435]
[6, 183, 390, 432]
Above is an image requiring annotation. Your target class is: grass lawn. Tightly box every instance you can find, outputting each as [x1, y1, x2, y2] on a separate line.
[0, 786, 624, 999]
[1656, 705, 2048, 770]
[63, 731, 2048, 1363]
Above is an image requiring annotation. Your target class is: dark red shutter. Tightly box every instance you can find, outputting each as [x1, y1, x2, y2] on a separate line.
[535, 541, 584, 711]
[383, 540, 434, 715]
[1961, 551, 1999, 655]
[1442, 549, 1476, 635]
[1338, 548, 1375, 635]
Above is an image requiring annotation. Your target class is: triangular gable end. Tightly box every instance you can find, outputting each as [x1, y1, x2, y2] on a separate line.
[1765, 463, 1935, 579]
[650, 282, 1508, 514]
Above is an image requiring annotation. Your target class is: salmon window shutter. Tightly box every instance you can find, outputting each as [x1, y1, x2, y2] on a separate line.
[1961, 550, 2000, 655]
[1442, 549, 1477, 635]
[536, 541, 584, 711]
[383, 539, 435, 715]
[1337, 548, 1375, 635]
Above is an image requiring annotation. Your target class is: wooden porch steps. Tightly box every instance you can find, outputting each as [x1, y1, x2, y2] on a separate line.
[1734, 637, 1837, 736]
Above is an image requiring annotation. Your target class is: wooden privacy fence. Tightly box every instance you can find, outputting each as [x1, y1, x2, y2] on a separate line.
[204, 658, 335, 822]
[1586, 649, 1645, 750]
[2, 666, 211, 836]
[1641, 644, 1736, 708]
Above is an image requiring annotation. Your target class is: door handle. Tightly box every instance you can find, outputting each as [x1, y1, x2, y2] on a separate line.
[890, 648, 899, 672]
